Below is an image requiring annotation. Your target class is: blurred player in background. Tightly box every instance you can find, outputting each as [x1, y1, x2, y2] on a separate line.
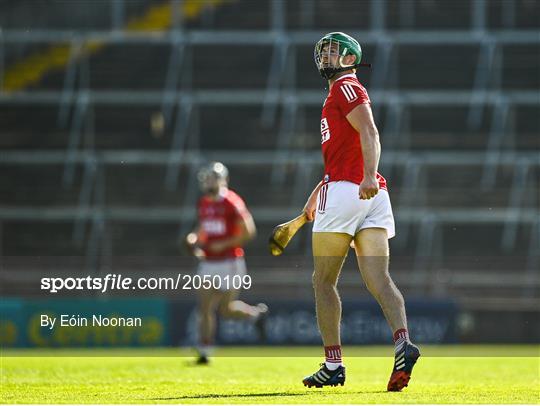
[185, 162, 268, 364]
[301, 32, 420, 391]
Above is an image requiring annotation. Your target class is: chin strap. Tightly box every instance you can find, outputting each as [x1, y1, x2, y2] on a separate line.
[320, 63, 372, 79]
[344, 62, 372, 70]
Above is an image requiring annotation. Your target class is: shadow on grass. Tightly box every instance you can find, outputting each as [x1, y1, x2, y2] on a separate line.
[149, 392, 308, 400]
[149, 390, 387, 400]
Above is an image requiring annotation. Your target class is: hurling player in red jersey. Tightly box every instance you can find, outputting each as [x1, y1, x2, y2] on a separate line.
[185, 162, 268, 364]
[301, 33, 419, 391]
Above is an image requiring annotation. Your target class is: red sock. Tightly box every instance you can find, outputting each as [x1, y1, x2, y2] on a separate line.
[324, 345, 342, 365]
[393, 328, 409, 354]
[393, 328, 409, 343]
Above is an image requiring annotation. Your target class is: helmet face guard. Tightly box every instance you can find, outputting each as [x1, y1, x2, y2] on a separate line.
[314, 32, 367, 80]
[197, 162, 229, 195]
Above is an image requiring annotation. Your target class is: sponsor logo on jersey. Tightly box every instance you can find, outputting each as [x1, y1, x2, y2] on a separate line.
[321, 117, 331, 144]
[201, 219, 226, 235]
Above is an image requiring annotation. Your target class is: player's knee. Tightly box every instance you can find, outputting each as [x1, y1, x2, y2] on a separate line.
[218, 300, 239, 317]
[312, 270, 337, 288]
[365, 276, 391, 299]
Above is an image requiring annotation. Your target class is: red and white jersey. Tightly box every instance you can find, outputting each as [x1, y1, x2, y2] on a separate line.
[320, 73, 387, 190]
[197, 188, 249, 259]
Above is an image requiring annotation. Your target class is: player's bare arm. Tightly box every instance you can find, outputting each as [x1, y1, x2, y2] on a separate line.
[206, 212, 256, 253]
[303, 180, 323, 222]
[346, 104, 381, 200]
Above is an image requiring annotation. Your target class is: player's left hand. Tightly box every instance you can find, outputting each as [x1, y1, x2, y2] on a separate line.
[302, 196, 317, 222]
[359, 176, 379, 200]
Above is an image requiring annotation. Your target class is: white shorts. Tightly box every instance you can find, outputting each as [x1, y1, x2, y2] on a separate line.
[312, 181, 395, 238]
[197, 257, 247, 291]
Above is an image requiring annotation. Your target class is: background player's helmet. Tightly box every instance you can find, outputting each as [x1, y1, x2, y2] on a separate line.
[314, 32, 362, 80]
[198, 162, 229, 194]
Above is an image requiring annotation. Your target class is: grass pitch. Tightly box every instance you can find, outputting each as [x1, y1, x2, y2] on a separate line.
[1, 345, 539, 404]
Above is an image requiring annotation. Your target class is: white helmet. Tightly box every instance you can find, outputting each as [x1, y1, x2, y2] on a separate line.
[197, 162, 229, 194]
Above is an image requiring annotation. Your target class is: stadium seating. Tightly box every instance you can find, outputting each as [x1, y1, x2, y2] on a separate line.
[0, 0, 538, 306]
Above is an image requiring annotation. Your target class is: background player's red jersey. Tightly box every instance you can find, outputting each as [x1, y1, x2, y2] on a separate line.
[197, 189, 249, 259]
[320, 73, 387, 190]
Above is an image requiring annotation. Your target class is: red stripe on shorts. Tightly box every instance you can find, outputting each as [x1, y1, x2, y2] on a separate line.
[319, 184, 328, 212]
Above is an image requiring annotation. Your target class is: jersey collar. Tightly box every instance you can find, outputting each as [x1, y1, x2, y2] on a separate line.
[335, 73, 357, 82]
[205, 186, 228, 202]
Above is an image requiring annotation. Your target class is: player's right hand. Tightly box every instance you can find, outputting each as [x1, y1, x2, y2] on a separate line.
[303, 197, 317, 222]
[185, 232, 198, 248]
[184, 232, 201, 257]
[359, 175, 379, 200]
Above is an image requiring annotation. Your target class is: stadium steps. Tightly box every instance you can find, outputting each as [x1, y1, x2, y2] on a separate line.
[0, 165, 83, 206]
[4, 96, 536, 150]
[2, 0, 233, 93]
[0, 162, 303, 207]
[35, 44, 172, 91]
[1, 158, 536, 208]
[1, 208, 535, 257]
[128, 0, 540, 32]
[184, 0, 271, 30]
[0, 1, 152, 31]
[183, 0, 503, 32]
[1, 0, 538, 287]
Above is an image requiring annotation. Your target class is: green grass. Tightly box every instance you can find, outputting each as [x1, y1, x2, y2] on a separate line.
[1, 346, 539, 404]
